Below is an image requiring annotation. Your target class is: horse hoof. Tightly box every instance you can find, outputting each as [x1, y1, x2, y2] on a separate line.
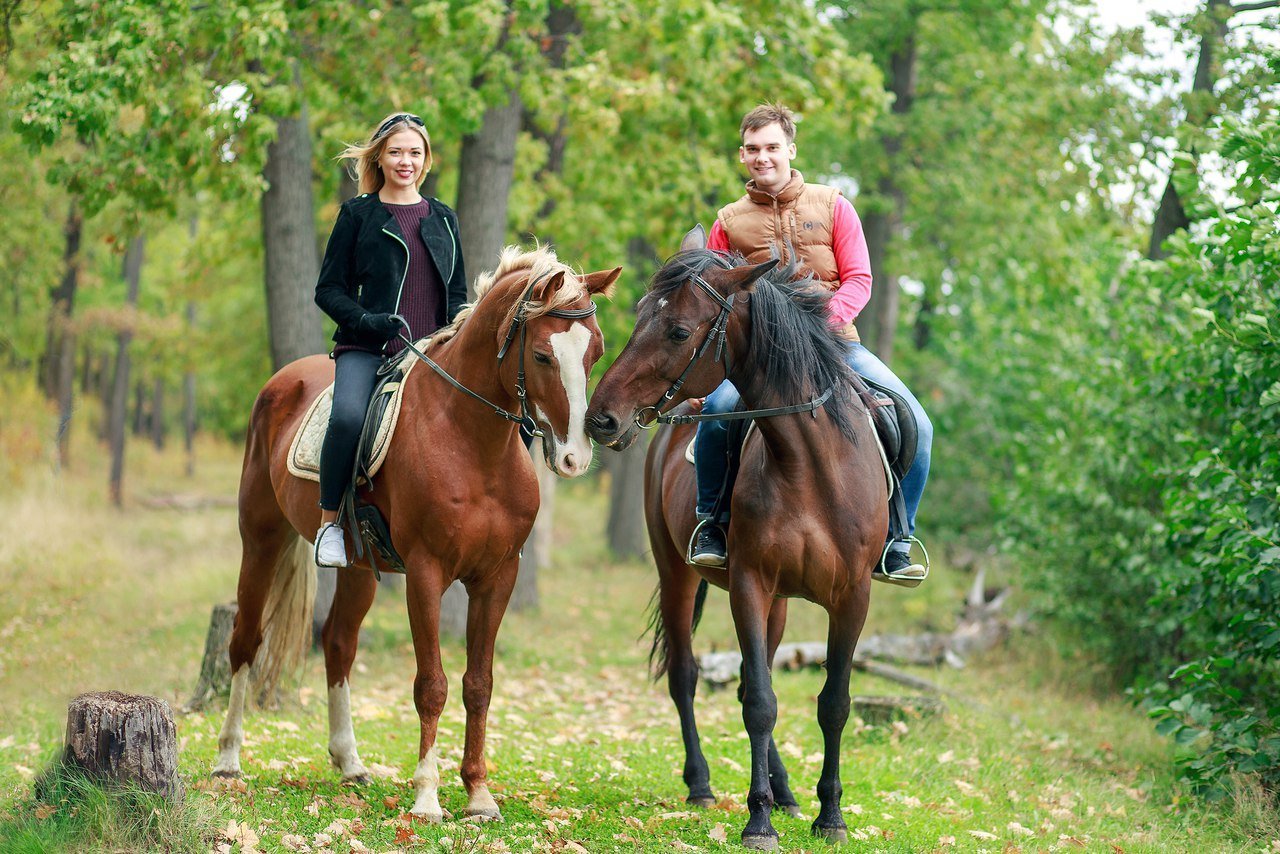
[811, 824, 848, 844]
[463, 807, 503, 822]
[210, 769, 241, 780]
[411, 809, 445, 824]
[774, 803, 803, 818]
[741, 832, 779, 851]
[686, 795, 717, 809]
[343, 773, 372, 785]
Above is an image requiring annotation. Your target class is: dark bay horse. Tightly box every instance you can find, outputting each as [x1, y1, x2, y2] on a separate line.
[212, 246, 620, 822]
[585, 230, 887, 849]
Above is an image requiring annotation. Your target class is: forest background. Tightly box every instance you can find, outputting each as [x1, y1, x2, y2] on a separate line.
[1, 0, 1278, 830]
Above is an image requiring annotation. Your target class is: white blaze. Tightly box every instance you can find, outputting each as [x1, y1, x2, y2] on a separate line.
[546, 323, 593, 476]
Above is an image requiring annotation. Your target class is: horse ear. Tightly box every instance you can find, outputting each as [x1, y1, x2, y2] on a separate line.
[679, 224, 707, 252]
[721, 259, 778, 294]
[581, 267, 621, 298]
[531, 270, 567, 303]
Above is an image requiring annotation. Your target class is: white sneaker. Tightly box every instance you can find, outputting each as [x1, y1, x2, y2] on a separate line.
[315, 523, 349, 568]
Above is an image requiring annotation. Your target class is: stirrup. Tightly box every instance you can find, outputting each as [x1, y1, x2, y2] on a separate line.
[686, 517, 724, 566]
[873, 537, 929, 588]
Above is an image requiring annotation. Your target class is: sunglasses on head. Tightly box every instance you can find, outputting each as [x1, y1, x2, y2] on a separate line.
[374, 113, 426, 140]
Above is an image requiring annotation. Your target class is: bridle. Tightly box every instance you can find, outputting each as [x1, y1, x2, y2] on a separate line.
[395, 271, 597, 438]
[632, 266, 834, 429]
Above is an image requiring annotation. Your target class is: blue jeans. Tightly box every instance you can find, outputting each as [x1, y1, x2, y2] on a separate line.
[693, 342, 932, 543]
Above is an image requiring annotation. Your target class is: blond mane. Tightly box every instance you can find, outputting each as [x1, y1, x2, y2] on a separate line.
[429, 244, 587, 347]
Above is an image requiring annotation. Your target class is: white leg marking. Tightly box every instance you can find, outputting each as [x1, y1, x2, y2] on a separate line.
[547, 323, 594, 477]
[212, 665, 250, 777]
[411, 747, 445, 821]
[327, 680, 370, 780]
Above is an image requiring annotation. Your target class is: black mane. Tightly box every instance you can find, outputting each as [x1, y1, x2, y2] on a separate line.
[648, 248, 858, 443]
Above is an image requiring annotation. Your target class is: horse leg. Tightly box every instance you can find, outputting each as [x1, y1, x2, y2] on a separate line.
[736, 596, 799, 816]
[661, 565, 716, 807]
[213, 462, 296, 778]
[404, 569, 450, 822]
[730, 571, 780, 850]
[811, 593, 870, 843]
[458, 568, 516, 821]
[763, 598, 800, 817]
[322, 568, 379, 783]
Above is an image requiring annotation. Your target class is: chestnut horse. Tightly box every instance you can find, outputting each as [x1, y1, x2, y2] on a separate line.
[212, 246, 620, 823]
[585, 231, 886, 849]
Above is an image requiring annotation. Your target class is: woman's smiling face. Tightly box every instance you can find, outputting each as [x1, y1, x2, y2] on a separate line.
[378, 130, 428, 191]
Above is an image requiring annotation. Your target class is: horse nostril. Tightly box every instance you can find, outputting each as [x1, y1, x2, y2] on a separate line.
[589, 411, 618, 436]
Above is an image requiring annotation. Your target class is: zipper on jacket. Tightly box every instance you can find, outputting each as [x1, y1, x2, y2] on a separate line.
[441, 215, 458, 282]
[383, 226, 411, 314]
[356, 284, 364, 301]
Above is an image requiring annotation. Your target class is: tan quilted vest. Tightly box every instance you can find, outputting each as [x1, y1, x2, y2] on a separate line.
[716, 170, 842, 288]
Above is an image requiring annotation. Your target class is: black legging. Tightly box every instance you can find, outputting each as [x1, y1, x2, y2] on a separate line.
[318, 350, 383, 511]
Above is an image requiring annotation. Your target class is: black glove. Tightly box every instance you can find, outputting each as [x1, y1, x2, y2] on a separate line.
[356, 313, 406, 341]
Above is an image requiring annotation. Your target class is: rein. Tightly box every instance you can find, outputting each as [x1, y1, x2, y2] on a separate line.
[634, 271, 835, 429]
[395, 271, 597, 438]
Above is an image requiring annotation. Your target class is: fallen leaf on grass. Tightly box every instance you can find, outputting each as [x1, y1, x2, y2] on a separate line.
[967, 829, 997, 841]
[332, 792, 367, 811]
[1007, 822, 1034, 837]
[366, 762, 401, 779]
[563, 842, 589, 853]
[656, 811, 697, 821]
[1058, 834, 1087, 847]
[671, 841, 699, 851]
[0, 736, 14, 749]
[34, 804, 55, 820]
[270, 720, 300, 732]
[280, 834, 308, 851]
[223, 819, 260, 850]
[305, 799, 322, 816]
[383, 796, 401, 810]
[709, 823, 728, 843]
[938, 836, 955, 847]
[13, 765, 32, 779]
[937, 749, 955, 763]
[393, 824, 418, 845]
[312, 832, 332, 847]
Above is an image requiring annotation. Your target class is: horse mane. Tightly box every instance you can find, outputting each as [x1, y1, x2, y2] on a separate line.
[651, 248, 859, 443]
[429, 244, 585, 347]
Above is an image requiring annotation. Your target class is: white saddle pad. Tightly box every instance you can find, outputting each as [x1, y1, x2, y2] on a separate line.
[286, 357, 418, 483]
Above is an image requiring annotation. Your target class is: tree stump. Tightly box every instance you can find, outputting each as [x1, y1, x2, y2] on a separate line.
[62, 692, 183, 800]
[184, 601, 237, 712]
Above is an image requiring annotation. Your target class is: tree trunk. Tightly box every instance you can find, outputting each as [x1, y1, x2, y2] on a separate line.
[521, 2, 580, 241]
[42, 201, 82, 401]
[132, 378, 146, 436]
[605, 433, 650, 560]
[456, 90, 523, 295]
[261, 66, 326, 370]
[183, 301, 197, 477]
[59, 692, 183, 801]
[151, 376, 165, 450]
[1147, 0, 1232, 260]
[109, 236, 144, 507]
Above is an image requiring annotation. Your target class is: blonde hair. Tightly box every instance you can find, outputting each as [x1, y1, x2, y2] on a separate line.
[338, 112, 434, 195]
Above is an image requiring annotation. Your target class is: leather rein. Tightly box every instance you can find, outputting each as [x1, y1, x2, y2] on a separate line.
[633, 271, 834, 429]
[393, 271, 597, 438]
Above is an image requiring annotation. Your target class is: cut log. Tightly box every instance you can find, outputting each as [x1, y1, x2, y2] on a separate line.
[853, 659, 947, 695]
[61, 692, 183, 800]
[184, 602, 237, 712]
[852, 694, 945, 724]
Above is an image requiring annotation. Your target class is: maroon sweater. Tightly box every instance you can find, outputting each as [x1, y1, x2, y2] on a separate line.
[336, 197, 444, 358]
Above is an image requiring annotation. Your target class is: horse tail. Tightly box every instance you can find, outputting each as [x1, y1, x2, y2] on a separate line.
[250, 535, 316, 705]
[645, 578, 710, 682]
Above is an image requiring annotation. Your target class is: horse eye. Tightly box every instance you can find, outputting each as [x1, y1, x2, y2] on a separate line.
[533, 351, 553, 365]
[669, 327, 691, 343]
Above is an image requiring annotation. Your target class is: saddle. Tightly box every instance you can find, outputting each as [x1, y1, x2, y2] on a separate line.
[287, 350, 423, 575]
[690, 373, 919, 541]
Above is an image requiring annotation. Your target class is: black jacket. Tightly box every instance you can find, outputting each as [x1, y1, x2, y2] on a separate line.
[314, 192, 467, 351]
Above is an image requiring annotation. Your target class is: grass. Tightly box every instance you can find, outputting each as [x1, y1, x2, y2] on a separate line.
[0, 407, 1276, 852]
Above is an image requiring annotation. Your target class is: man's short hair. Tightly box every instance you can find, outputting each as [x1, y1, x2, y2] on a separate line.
[740, 104, 797, 144]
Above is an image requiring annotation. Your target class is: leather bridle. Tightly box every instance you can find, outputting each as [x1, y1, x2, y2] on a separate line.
[395, 271, 597, 438]
[633, 269, 833, 429]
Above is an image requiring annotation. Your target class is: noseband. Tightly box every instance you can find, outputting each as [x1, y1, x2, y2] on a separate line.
[396, 271, 596, 438]
[633, 268, 834, 429]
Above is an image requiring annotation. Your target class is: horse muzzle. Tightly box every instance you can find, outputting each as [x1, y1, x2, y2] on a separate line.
[586, 410, 639, 451]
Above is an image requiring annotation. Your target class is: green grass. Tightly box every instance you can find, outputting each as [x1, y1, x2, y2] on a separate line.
[0, 419, 1275, 852]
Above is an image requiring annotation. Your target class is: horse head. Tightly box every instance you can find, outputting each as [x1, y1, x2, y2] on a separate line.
[493, 256, 620, 476]
[586, 226, 775, 450]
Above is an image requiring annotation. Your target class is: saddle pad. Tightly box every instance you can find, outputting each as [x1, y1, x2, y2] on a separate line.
[286, 358, 417, 484]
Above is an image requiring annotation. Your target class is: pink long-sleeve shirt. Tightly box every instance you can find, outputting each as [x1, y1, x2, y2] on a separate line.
[707, 194, 872, 326]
